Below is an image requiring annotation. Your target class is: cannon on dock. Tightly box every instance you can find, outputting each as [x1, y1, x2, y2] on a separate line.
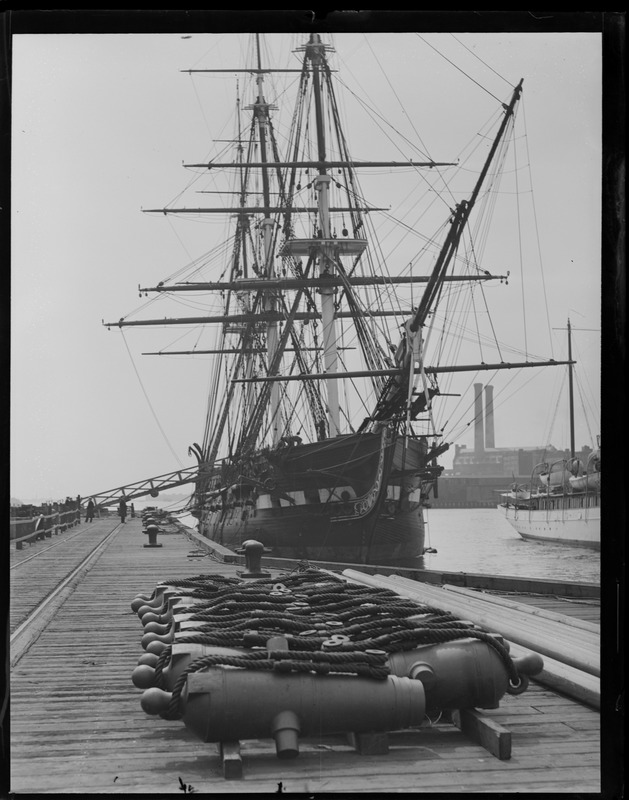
[129, 544, 543, 778]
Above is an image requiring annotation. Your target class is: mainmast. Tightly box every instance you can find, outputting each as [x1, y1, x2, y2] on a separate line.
[308, 33, 341, 436]
[236, 79, 257, 432]
[252, 35, 282, 445]
[108, 32, 457, 456]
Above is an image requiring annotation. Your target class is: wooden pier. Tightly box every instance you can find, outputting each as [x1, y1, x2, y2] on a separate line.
[10, 516, 603, 794]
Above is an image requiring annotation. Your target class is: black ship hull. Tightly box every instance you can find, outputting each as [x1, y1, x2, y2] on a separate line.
[197, 427, 433, 565]
[202, 503, 426, 564]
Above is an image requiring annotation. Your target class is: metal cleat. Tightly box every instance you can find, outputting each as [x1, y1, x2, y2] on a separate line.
[236, 539, 271, 578]
[144, 524, 163, 548]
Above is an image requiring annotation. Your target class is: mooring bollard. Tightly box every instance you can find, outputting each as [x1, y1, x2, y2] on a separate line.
[144, 523, 163, 549]
[236, 539, 271, 578]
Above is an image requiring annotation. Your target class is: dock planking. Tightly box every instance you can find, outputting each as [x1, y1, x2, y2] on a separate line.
[489, 593, 601, 625]
[9, 519, 121, 634]
[10, 518, 601, 793]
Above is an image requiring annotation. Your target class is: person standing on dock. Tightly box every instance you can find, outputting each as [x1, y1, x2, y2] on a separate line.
[130, 502, 135, 518]
[85, 498, 95, 523]
[118, 497, 127, 524]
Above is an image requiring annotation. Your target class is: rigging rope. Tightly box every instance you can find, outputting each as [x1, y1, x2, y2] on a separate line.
[415, 34, 505, 106]
[448, 34, 515, 88]
[512, 125, 529, 359]
[542, 367, 567, 456]
[574, 369, 596, 447]
[521, 102, 554, 359]
[120, 331, 183, 467]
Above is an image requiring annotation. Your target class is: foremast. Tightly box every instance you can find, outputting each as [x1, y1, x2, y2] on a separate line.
[250, 35, 282, 446]
[307, 34, 342, 436]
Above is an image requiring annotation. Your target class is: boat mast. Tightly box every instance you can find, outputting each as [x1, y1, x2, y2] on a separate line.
[236, 80, 258, 426]
[567, 317, 575, 458]
[252, 34, 282, 445]
[307, 33, 341, 437]
[109, 35, 457, 450]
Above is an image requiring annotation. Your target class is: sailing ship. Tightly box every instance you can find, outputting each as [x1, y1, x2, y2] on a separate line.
[499, 320, 600, 549]
[107, 33, 569, 565]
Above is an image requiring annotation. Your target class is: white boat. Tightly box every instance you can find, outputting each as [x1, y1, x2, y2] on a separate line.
[499, 322, 600, 549]
[500, 466, 600, 549]
[499, 484, 531, 503]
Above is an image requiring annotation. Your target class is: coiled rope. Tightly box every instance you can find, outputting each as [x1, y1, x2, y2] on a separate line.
[141, 565, 520, 719]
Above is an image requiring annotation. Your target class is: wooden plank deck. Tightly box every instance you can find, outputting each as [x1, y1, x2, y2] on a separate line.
[9, 518, 121, 633]
[496, 593, 601, 625]
[10, 518, 601, 794]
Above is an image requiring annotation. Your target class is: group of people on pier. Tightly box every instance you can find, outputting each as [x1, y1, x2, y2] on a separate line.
[83, 497, 135, 523]
[85, 497, 135, 522]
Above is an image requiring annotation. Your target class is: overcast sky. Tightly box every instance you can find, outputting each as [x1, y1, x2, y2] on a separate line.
[10, 26, 603, 503]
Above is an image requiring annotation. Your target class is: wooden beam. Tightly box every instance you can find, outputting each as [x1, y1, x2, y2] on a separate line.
[218, 741, 243, 780]
[452, 708, 512, 760]
[346, 731, 390, 755]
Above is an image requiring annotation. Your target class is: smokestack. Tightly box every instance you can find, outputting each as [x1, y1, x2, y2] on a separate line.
[485, 384, 495, 449]
[474, 383, 484, 454]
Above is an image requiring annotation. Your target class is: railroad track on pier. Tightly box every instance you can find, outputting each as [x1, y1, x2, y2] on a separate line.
[10, 520, 123, 666]
[10, 525, 96, 569]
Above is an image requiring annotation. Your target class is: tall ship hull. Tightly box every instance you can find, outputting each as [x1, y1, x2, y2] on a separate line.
[197, 430, 435, 563]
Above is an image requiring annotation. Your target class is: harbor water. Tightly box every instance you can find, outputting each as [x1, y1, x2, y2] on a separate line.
[422, 507, 600, 585]
[140, 499, 600, 587]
